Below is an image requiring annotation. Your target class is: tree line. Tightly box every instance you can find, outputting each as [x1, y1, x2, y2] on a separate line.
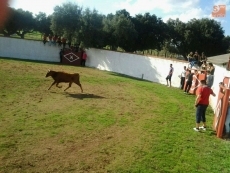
[1, 2, 230, 59]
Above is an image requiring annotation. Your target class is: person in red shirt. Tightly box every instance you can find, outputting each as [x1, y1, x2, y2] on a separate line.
[81, 51, 87, 67]
[193, 80, 216, 131]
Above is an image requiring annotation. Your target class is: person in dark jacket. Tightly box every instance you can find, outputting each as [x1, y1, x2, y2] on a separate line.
[59, 49, 64, 63]
[184, 70, 194, 94]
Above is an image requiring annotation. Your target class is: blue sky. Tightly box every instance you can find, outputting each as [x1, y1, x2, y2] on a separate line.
[9, 0, 230, 36]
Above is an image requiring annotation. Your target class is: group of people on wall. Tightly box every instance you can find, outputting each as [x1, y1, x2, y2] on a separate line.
[180, 62, 215, 93]
[187, 51, 207, 69]
[165, 62, 216, 132]
[42, 33, 73, 49]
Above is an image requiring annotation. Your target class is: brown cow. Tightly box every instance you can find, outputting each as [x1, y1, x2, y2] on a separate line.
[45, 70, 83, 92]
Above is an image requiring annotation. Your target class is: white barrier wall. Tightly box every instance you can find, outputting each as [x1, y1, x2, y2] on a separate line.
[86, 48, 186, 87]
[1, 37, 229, 110]
[209, 65, 230, 108]
[0, 37, 60, 62]
[86, 48, 230, 110]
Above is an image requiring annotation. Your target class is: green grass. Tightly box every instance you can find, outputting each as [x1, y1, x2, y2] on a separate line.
[0, 32, 42, 40]
[0, 57, 229, 172]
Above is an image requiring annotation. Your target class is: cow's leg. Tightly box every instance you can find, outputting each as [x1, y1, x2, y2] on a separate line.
[75, 82, 83, 93]
[56, 83, 62, 88]
[48, 81, 56, 90]
[64, 82, 72, 91]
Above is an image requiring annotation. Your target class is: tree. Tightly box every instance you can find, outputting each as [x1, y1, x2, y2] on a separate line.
[166, 18, 228, 59]
[186, 18, 226, 56]
[0, 7, 35, 38]
[102, 13, 116, 50]
[132, 13, 167, 51]
[113, 14, 137, 52]
[103, 10, 137, 52]
[14, 9, 35, 38]
[51, 2, 83, 43]
[166, 18, 188, 58]
[78, 8, 105, 48]
[115, 9, 131, 19]
[0, 7, 18, 36]
[223, 36, 230, 53]
[34, 12, 52, 35]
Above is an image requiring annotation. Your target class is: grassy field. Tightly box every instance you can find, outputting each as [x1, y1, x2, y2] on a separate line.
[0, 32, 42, 40]
[0, 58, 230, 173]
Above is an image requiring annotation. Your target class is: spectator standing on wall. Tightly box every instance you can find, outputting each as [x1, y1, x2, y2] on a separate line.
[187, 52, 193, 61]
[193, 51, 200, 66]
[43, 33, 47, 45]
[81, 50, 87, 67]
[200, 52, 207, 65]
[52, 35, 57, 46]
[208, 63, 215, 75]
[193, 80, 216, 131]
[68, 40, 72, 48]
[48, 34, 52, 46]
[166, 64, 174, 87]
[187, 52, 195, 68]
[61, 37, 67, 49]
[201, 61, 207, 70]
[180, 66, 187, 90]
[57, 36, 62, 47]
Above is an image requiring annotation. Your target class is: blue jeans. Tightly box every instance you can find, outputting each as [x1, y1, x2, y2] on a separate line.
[189, 61, 197, 68]
[196, 104, 208, 123]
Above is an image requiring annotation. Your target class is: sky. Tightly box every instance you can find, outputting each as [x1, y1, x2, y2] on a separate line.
[9, 0, 230, 36]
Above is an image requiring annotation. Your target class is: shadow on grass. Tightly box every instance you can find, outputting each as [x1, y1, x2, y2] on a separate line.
[0, 56, 85, 67]
[108, 72, 152, 83]
[206, 130, 230, 141]
[65, 93, 105, 100]
[0, 57, 61, 65]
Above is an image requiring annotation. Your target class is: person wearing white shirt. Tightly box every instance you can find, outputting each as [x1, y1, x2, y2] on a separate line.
[180, 66, 187, 90]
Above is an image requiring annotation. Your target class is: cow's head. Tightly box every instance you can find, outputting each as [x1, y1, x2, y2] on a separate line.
[45, 69, 52, 77]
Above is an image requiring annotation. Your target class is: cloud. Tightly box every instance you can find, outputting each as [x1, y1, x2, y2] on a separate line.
[115, 0, 201, 16]
[115, 0, 210, 23]
[214, 0, 230, 10]
[162, 7, 210, 23]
